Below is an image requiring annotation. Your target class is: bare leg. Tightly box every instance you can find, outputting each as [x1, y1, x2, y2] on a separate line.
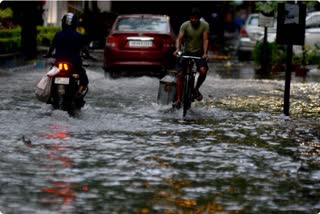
[193, 67, 208, 101]
[195, 67, 207, 90]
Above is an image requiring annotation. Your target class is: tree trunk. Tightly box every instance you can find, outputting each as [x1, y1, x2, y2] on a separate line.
[6, 1, 43, 59]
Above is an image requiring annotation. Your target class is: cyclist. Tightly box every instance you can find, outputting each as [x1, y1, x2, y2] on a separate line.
[45, 13, 89, 104]
[173, 7, 210, 108]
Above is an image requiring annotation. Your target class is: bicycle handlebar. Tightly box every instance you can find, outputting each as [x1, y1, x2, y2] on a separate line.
[180, 55, 202, 60]
[176, 51, 202, 60]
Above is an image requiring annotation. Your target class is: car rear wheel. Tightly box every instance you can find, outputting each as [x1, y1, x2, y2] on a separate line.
[109, 70, 120, 79]
[104, 67, 119, 79]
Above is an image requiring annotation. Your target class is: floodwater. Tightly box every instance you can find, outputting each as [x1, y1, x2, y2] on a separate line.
[0, 60, 319, 213]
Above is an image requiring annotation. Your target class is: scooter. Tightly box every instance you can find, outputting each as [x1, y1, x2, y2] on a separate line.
[47, 61, 87, 115]
[36, 57, 88, 116]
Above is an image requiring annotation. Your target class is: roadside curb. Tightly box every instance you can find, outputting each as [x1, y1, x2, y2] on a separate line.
[0, 52, 21, 58]
[0, 48, 49, 71]
[5, 63, 39, 72]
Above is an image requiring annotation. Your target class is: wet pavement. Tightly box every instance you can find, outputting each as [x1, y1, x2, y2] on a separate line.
[0, 51, 320, 213]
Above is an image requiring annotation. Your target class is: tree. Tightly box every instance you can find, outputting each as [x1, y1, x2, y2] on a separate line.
[2, 1, 44, 59]
[255, 1, 278, 16]
[0, 7, 14, 28]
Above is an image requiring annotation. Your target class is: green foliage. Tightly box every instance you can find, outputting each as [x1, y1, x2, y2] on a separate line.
[0, 37, 21, 53]
[0, 27, 21, 37]
[254, 40, 320, 68]
[255, 2, 279, 15]
[253, 42, 265, 65]
[253, 41, 286, 66]
[36, 26, 61, 46]
[292, 54, 302, 64]
[0, 26, 61, 53]
[37, 26, 61, 34]
[0, 27, 21, 53]
[0, 8, 13, 19]
[304, 44, 320, 67]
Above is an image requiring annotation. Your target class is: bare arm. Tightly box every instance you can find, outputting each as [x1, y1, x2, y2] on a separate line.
[202, 31, 209, 60]
[173, 31, 184, 56]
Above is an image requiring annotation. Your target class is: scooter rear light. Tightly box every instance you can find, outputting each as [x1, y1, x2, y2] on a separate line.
[58, 63, 69, 71]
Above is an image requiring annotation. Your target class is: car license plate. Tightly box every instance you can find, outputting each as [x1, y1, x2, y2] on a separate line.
[54, 77, 69, 85]
[129, 41, 152, 47]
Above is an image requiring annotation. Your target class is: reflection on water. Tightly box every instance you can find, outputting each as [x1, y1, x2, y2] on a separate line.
[211, 60, 320, 84]
[0, 66, 319, 213]
[38, 124, 89, 210]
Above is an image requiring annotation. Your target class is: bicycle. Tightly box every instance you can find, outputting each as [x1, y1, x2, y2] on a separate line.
[176, 52, 202, 117]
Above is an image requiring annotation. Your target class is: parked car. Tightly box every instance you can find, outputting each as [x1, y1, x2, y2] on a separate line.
[103, 14, 176, 76]
[293, 11, 320, 54]
[236, 13, 276, 60]
[238, 11, 320, 59]
[304, 11, 320, 46]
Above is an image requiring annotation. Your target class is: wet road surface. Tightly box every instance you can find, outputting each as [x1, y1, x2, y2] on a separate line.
[0, 60, 320, 213]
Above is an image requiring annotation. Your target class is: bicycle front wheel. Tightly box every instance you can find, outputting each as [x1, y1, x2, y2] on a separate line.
[182, 74, 193, 117]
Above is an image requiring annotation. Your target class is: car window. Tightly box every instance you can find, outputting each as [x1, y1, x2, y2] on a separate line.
[306, 14, 320, 28]
[116, 17, 169, 32]
[248, 16, 259, 26]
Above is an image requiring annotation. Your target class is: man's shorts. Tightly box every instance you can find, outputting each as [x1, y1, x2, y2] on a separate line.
[176, 52, 208, 72]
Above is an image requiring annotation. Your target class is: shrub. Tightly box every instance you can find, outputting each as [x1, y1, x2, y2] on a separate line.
[36, 26, 61, 46]
[254, 40, 320, 70]
[305, 44, 320, 67]
[253, 41, 286, 66]
[0, 27, 21, 53]
[0, 26, 63, 53]
[0, 37, 21, 53]
[0, 8, 13, 19]
[0, 27, 21, 38]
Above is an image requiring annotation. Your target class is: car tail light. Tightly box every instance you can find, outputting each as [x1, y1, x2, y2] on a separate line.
[106, 36, 118, 48]
[163, 37, 175, 48]
[240, 27, 248, 37]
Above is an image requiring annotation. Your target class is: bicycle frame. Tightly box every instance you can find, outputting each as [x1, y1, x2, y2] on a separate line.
[179, 54, 202, 117]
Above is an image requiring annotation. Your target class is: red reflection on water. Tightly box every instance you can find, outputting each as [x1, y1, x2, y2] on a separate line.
[41, 132, 70, 139]
[42, 181, 76, 205]
[40, 124, 88, 206]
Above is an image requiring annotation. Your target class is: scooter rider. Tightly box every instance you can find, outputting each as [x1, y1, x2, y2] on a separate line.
[44, 13, 89, 105]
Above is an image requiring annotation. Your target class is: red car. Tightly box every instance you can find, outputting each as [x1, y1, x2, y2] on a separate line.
[104, 14, 176, 75]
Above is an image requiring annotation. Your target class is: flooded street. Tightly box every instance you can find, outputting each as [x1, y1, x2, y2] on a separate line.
[0, 60, 320, 213]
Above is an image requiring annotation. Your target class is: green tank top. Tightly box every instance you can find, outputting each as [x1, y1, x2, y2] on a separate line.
[180, 20, 209, 54]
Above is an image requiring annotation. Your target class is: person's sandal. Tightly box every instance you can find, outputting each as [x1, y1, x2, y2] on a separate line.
[194, 90, 203, 101]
